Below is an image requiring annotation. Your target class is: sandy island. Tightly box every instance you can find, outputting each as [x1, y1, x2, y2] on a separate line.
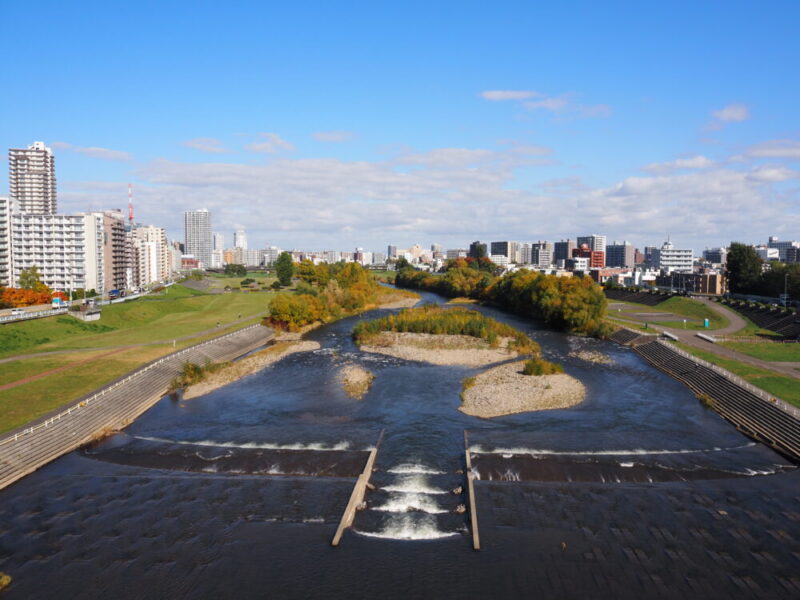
[183, 339, 321, 399]
[338, 364, 375, 399]
[460, 360, 586, 418]
[360, 332, 519, 366]
[568, 350, 613, 365]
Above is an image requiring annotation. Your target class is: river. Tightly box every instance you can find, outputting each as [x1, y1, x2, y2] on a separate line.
[0, 290, 798, 599]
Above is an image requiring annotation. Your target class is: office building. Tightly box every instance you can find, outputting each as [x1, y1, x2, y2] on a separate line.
[234, 229, 248, 249]
[213, 232, 225, 251]
[387, 245, 398, 259]
[786, 247, 800, 263]
[490, 241, 520, 262]
[652, 240, 693, 273]
[184, 209, 212, 268]
[606, 241, 635, 268]
[703, 247, 728, 265]
[9, 141, 57, 214]
[572, 244, 604, 269]
[531, 241, 553, 268]
[553, 239, 576, 265]
[446, 248, 467, 260]
[577, 235, 606, 266]
[469, 241, 487, 259]
[767, 236, 800, 261]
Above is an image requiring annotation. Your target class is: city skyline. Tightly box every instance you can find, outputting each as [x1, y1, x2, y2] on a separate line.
[2, 2, 799, 251]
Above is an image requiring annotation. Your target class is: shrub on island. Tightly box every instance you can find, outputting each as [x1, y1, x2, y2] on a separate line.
[522, 357, 564, 376]
[353, 304, 539, 356]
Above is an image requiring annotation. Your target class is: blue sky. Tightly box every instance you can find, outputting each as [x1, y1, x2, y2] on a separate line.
[2, 1, 799, 253]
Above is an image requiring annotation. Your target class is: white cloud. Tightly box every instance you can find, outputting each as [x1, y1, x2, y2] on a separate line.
[182, 137, 229, 154]
[712, 103, 750, 123]
[746, 165, 798, 182]
[246, 132, 295, 154]
[312, 130, 355, 142]
[747, 139, 800, 159]
[643, 155, 716, 174]
[480, 90, 539, 101]
[50, 141, 132, 161]
[482, 90, 611, 119]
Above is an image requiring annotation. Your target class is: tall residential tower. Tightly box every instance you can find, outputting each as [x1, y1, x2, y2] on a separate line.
[184, 209, 212, 268]
[9, 141, 57, 214]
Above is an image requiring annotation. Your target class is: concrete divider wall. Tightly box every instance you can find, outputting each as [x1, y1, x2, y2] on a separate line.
[0, 324, 274, 491]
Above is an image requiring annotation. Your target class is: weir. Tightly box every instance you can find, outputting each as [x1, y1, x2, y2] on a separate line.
[331, 429, 384, 546]
[464, 431, 480, 551]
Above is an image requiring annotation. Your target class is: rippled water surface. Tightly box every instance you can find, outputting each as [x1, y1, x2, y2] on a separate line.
[1, 290, 798, 599]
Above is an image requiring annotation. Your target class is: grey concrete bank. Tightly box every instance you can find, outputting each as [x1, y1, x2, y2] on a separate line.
[0, 324, 274, 491]
[610, 327, 800, 461]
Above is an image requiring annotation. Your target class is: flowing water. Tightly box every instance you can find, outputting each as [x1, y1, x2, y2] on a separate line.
[1, 290, 798, 599]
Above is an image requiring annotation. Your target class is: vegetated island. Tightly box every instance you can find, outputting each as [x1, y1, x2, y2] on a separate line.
[353, 304, 586, 416]
[353, 304, 536, 366]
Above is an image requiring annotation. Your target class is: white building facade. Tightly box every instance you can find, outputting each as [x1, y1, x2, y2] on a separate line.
[9, 141, 57, 215]
[184, 209, 212, 268]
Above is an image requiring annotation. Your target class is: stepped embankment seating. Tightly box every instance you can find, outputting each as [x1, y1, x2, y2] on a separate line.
[634, 340, 800, 460]
[604, 289, 672, 306]
[721, 301, 800, 340]
[0, 324, 273, 491]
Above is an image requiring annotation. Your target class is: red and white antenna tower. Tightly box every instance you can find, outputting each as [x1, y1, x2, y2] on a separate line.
[128, 183, 134, 225]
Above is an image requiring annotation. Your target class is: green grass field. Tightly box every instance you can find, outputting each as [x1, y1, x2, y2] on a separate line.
[607, 296, 728, 330]
[672, 342, 800, 407]
[0, 284, 273, 358]
[729, 313, 784, 338]
[719, 341, 800, 362]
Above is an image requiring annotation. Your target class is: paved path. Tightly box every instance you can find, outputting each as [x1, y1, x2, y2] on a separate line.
[0, 311, 267, 365]
[613, 299, 800, 380]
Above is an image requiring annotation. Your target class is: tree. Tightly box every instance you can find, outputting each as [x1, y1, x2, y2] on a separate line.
[395, 256, 412, 271]
[727, 242, 763, 293]
[224, 263, 247, 277]
[275, 252, 295, 287]
[19, 265, 45, 290]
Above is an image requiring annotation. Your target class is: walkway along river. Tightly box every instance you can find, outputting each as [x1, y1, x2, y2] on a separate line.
[0, 291, 798, 599]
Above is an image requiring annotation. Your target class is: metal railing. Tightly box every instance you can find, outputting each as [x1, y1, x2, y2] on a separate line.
[659, 340, 800, 420]
[0, 307, 68, 324]
[0, 323, 266, 447]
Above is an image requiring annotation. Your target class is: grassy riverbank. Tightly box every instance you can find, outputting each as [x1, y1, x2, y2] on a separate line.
[670, 342, 800, 408]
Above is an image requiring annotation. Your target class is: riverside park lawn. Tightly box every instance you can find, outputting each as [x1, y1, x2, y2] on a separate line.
[0, 284, 277, 432]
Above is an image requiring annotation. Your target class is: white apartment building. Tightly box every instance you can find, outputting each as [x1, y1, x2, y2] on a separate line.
[9, 211, 104, 293]
[490, 254, 509, 267]
[210, 249, 224, 268]
[653, 240, 693, 273]
[531, 241, 553, 268]
[9, 141, 57, 214]
[0, 197, 11, 286]
[234, 229, 248, 249]
[133, 225, 170, 282]
[184, 209, 212, 268]
[264, 246, 282, 266]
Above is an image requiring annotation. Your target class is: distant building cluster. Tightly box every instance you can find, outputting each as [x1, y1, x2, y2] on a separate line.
[1, 142, 176, 295]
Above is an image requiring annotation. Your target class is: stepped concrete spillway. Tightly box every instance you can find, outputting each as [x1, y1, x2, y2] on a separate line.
[0, 324, 274, 491]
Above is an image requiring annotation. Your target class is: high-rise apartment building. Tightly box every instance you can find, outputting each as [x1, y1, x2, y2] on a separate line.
[213, 232, 225, 251]
[184, 209, 212, 268]
[234, 229, 248, 249]
[9, 142, 57, 214]
[606, 241, 635, 268]
[99, 210, 128, 292]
